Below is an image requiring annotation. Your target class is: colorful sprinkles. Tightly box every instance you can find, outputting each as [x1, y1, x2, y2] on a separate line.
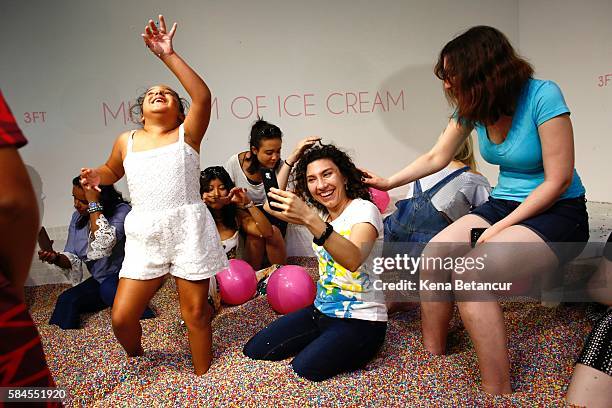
[25, 257, 593, 406]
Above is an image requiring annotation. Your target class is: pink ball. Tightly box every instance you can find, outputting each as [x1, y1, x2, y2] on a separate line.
[369, 188, 390, 213]
[266, 265, 316, 314]
[216, 259, 257, 305]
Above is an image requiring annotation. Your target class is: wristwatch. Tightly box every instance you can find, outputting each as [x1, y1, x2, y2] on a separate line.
[87, 202, 104, 214]
[313, 222, 334, 246]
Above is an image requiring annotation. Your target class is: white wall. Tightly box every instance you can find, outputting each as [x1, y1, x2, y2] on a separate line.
[1, 0, 518, 229]
[1, 1, 609, 284]
[519, 0, 612, 203]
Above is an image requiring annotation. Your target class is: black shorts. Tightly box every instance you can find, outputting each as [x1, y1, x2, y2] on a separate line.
[470, 195, 589, 263]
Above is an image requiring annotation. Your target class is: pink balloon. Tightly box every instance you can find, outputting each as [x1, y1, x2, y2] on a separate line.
[216, 259, 257, 305]
[266, 265, 316, 314]
[369, 188, 390, 213]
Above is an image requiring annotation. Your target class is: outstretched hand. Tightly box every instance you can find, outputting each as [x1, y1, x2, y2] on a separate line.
[80, 168, 101, 192]
[360, 168, 391, 191]
[142, 14, 177, 58]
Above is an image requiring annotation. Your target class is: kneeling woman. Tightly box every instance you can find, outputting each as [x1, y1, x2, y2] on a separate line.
[243, 144, 387, 381]
[38, 176, 153, 329]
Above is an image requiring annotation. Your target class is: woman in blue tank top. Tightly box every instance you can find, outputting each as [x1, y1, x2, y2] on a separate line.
[364, 26, 588, 395]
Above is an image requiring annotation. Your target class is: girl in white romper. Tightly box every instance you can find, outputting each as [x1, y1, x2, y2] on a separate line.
[80, 15, 227, 375]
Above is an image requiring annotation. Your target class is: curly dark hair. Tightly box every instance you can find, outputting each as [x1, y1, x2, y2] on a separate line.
[199, 166, 238, 231]
[290, 143, 372, 213]
[434, 25, 534, 126]
[71, 176, 129, 229]
[129, 86, 190, 127]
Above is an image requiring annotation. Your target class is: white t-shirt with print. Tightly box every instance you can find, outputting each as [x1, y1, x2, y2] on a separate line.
[312, 198, 387, 322]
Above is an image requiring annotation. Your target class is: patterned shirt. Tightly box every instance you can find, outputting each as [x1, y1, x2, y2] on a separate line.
[312, 199, 387, 322]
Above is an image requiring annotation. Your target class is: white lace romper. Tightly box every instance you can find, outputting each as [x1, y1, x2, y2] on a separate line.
[119, 124, 228, 281]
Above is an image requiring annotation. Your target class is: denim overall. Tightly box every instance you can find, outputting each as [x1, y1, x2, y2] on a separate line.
[383, 166, 469, 247]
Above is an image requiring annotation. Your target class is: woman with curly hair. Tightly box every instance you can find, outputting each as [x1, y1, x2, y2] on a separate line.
[365, 26, 588, 394]
[243, 143, 387, 381]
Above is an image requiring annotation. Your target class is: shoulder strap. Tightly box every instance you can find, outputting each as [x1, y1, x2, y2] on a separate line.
[126, 130, 137, 153]
[426, 166, 469, 198]
[178, 123, 185, 144]
[414, 179, 423, 195]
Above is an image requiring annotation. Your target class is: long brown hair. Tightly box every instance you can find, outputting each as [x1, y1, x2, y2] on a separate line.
[434, 26, 533, 125]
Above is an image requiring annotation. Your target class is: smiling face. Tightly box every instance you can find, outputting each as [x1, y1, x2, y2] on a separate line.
[141, 85, 183, 121]
[202, 178, 229, 210]
[252, 138, 282, 169]
[72, 186, 88, 215]
[306, 158, 348, 210]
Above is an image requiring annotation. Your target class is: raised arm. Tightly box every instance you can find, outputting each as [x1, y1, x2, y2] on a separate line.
[142, 15, 211, 146]
[277, 136, 321, 190]
[363, 119, 471, 191]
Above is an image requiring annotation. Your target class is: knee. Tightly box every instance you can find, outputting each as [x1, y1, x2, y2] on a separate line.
[111, 308, 137, 332]
[269, 226, 284, 243]
[56, 289, 84, 307]
[291, 357, 327, 382]
[246, 234, 265, 249]
[56, 290, 73, 304]
[242, 338, 264, 360]
[181, 302, 211, 328]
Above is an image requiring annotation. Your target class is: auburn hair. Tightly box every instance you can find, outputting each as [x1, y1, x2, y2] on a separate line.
[434, 26, 534, 125]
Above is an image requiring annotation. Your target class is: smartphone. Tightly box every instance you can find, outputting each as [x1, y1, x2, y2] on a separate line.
[470, 227, 487, 248]
[260, 168, 282, 205]
[38, 227, 54, 252]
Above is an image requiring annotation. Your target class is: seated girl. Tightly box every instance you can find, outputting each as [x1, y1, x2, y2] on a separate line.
[38, 176, 153, 329]
[243, 143, 387, 381]
[383, 136, 490, 313]
[223, 118, 318, 268]
[200, 166, 286, 266]
[395, 135, 491, 240]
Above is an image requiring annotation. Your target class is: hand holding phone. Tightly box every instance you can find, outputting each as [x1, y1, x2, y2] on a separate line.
[470, 227, 487, 248]
[260, 168, 282, 205]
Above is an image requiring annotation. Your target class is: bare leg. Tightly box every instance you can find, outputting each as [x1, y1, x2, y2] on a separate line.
[455, 225, 558, 395]
[265, 226, 287, 265]
[244, 235, 265, 270]
[420, 215, 490, 354]
[566, 364, 612, 407]
[112, 277, 164, 356]
[175, 277, 213, 375]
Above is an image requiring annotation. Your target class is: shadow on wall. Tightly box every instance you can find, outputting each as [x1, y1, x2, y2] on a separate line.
[26, 164, 44, 224]
[378, 63, 451, 154]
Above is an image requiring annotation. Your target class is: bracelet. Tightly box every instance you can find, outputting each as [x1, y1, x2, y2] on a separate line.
[313, 222, 334, 246]
[87, 202, 104, 214]
[284, 159, 295, 168]
[242, 201, 255, 209]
